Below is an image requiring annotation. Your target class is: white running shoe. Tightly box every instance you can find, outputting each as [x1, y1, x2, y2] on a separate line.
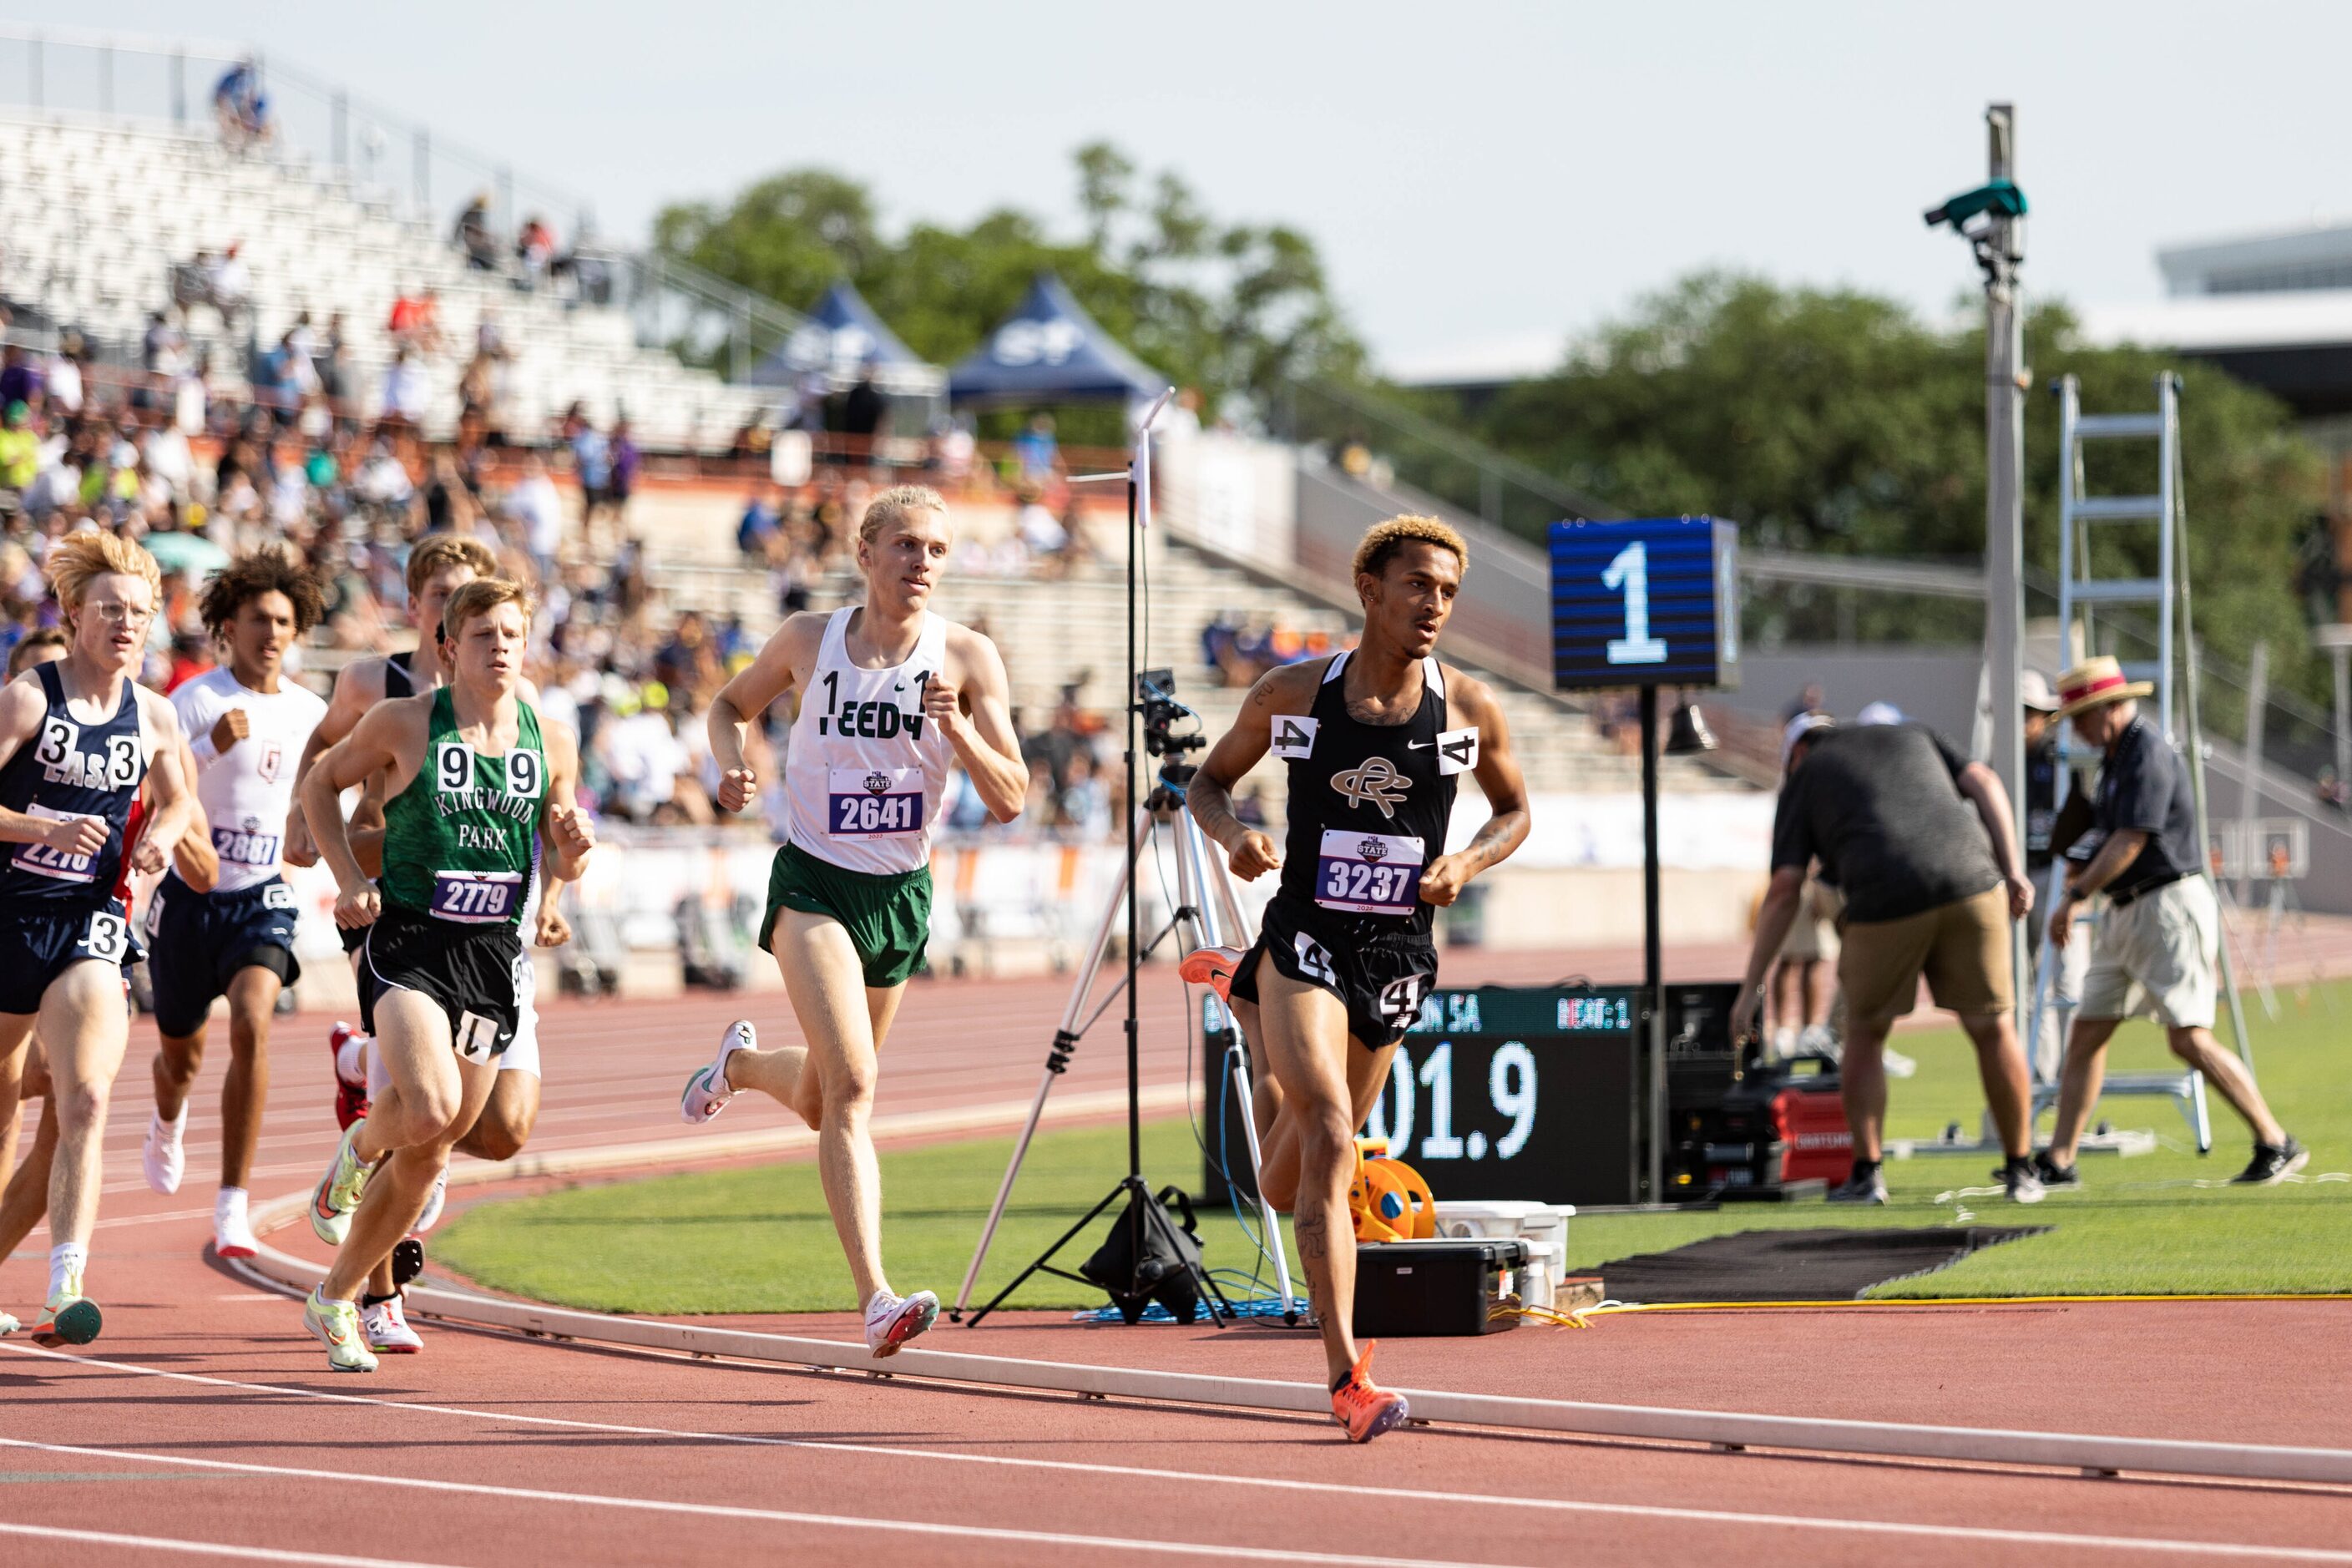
[142, 1109, 186, 1196]
[680, 1019, 756, 1124]
[416, 1171, 447, 1233]
[362, 1296, 423, 1353]
[215, 1190, 257, 1261]
[862, 1288, 939, 1358]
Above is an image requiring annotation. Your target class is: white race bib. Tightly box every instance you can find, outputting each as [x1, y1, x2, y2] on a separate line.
[428, 869, 524, 924]
[10, 803, 102, 884]
[1313, 828, 1425, 917]
[827, 765, 923, 837]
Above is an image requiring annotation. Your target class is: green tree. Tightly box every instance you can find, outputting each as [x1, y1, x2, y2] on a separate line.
[650, 144, 1366, 438]
[1454, 273, 2322, 701]
[652, 169, 883, 313]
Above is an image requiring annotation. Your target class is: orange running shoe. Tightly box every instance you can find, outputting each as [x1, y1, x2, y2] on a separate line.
[1178, 944, 1245, 1002]
[1330, 1342, 1410, 1443]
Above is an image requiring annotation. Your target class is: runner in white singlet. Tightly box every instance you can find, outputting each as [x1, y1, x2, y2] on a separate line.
[675, 484, 1027, 1358]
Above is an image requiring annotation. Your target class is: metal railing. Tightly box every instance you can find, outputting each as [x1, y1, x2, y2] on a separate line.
[1273, 377, 1607, 540]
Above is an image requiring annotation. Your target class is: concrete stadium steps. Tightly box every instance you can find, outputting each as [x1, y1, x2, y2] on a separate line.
[649, 539, 1743, 796]
[0, 111, 764, 451]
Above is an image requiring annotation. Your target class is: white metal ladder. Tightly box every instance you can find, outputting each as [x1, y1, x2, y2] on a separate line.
[2031, 373, 2255, 1153]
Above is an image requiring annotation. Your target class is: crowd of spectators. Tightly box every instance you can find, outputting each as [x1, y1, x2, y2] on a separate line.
[1199, 611, 1353, 687]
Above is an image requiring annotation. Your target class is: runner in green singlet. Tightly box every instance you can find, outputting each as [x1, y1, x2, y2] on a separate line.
[294, 578, 595, 1373]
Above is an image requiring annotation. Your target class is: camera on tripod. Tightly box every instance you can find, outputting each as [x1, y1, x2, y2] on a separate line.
[1134, 668, 1204, 761]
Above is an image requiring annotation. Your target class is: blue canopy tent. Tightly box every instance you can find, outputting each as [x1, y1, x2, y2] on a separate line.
[948, 273, 1165, 407]
[750, 280, 945, 399]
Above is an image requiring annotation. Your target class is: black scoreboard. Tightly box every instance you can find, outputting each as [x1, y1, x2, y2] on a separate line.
[1199, 985, 1644, 1210]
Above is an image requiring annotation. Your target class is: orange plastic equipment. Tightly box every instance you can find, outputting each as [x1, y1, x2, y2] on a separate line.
[1349, 1140, 1437, 1242]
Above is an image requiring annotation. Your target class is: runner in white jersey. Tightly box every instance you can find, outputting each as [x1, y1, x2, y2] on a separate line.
[142, 549, 328, 1261]
[677, 484, 1026, 1357]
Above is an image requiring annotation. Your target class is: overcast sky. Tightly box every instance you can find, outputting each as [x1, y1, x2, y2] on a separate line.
[14, 1, 2349, 377]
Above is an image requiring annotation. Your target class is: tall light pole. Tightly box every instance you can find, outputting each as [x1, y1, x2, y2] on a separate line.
[1981, 105, 2027, 858]
[1927, 104, 2031, 896]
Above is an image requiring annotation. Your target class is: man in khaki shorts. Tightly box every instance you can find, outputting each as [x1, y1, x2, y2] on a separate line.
[1735, 712, 2043, 1204]
[2036, 657, 2304, 1188]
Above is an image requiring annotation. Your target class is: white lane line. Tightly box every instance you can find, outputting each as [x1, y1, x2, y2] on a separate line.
[0, 1436, 1483, 1568]
[0, 1520, 453, 1566]
[7, 1343, 2348, 1562]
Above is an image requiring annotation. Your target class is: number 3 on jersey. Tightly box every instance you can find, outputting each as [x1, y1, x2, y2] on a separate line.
[79, 911, 129, 963]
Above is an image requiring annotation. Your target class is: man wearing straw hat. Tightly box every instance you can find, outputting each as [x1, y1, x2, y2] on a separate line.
[2036, 656, 2305, 1187]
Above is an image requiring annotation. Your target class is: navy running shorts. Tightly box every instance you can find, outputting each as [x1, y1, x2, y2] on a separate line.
[145, 872, 302, 1037]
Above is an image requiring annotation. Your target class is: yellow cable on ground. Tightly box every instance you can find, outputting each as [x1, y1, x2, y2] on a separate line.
[1581, 1292, 2352, 1316]
[1489, 1292, 2352, 1330]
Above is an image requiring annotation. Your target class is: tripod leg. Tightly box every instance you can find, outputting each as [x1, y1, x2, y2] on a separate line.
[1224, 1033, 1298, 1319]
[952, 1065, 1060, 1317]
[966, 1181, 1130, 1328]
[952, 809, 1146, 1318]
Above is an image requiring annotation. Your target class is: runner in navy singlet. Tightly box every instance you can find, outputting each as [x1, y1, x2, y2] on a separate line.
[1188, 516, 1530, 1442]
[0, 534, 195, 1347]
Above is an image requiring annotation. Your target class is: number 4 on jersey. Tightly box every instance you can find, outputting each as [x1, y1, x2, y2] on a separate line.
[1272, 715, 1318, 759]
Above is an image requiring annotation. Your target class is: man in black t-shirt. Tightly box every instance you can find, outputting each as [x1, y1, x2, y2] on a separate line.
[1735, 714, 2042, 1204]
[2038, 659, 2304, 1187]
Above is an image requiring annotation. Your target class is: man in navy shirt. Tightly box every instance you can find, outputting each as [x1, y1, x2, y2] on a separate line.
[2038, 658, 2303, 1186]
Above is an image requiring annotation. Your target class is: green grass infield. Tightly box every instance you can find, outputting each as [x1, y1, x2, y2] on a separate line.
[433, 980, 2352, 1313]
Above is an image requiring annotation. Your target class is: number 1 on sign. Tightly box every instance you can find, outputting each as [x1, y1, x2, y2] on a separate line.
[1601, 541, 1668, 665]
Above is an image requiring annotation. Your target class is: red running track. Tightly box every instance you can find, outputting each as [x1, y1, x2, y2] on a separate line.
[5, 957, 2352, 1565]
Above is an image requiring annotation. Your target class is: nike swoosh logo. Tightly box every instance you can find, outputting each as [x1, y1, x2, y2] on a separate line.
[1406, 741, 1434, 750]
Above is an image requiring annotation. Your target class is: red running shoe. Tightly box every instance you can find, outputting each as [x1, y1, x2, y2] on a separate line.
[328, 1021, 371, 1130]
[1330, 1343, 1410, 1444]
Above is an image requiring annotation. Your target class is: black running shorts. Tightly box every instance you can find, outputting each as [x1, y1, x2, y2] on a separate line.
[1227, 893, 1437, 1050]
[361, 906, 526, 1062]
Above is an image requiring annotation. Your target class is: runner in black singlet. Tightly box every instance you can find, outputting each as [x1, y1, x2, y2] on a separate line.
[1189, 516, 1530, 1443]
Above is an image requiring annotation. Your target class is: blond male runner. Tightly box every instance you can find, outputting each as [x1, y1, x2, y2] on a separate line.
[0, 630, 217, 1339]
[290, 534, 568, 1351]
[0, 534, 195, 1345]
[679, 485, 1026, 1356]
[1188, 516, 1530, 1442]
[297, 579, 594, 1370]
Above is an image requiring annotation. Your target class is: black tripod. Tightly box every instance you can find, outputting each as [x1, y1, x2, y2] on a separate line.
[955, 739, 1249, 1328]
[953, 387, 1247, 1328]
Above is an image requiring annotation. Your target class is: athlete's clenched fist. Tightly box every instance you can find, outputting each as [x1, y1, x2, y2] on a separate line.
[1227, 829, 1282, 881]
[549, 801, 595, 858]
[335, 883, 382, 930]
[921, 675, 961, 736]
[717, 766, 758, 814]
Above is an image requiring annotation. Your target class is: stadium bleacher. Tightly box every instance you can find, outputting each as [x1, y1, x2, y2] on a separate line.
[0, 110, 766, 451]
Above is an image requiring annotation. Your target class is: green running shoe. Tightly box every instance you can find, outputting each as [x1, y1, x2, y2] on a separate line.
[304, 1287, 378, 1373]
[311, 1121, 372, 1246]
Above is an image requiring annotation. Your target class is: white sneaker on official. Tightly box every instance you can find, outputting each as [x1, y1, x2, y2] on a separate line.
[416, 1171, 447, 1233]
[862, 1288, 939, 1358]
[142, 1109, 186, 1196]
[214, 1189, 257, 1260]
[1883, 1048, 1919, 1080]
[680, 1019, 756, 1124]
[362, 1296, 423, 1353]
